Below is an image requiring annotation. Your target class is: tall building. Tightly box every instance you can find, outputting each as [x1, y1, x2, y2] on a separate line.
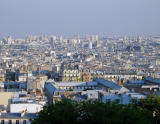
[60, 36, 63, 43]
[50, 36, 56, 48]
[88, 41, 92, 49]
[85, 34, 90, 41]
[137, 36, 142, 43]
[7, 36, 13, 44]
[96, 40, 101, 48]
[91, 35, 98, 42]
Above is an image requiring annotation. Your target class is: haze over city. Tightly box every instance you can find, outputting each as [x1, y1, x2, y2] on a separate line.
[0, 0, 160, 38]
[0, 1, 160, 124]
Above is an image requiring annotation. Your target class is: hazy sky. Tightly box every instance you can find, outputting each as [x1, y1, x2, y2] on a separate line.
[0, 0, 160, 38]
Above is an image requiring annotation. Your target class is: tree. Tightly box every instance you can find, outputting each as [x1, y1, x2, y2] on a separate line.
[31, 99, 79, 124]
[31, 96, 160, 124]
[135, 95, 160, 124]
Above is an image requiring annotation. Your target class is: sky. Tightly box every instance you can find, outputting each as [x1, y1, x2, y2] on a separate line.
[0, 0, 160, 38]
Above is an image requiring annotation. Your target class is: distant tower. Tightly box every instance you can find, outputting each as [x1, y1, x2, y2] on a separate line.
[7, 36, 12, 44]
[95, 35, 99, 42]
[91, 35, 98, 42]
[137, 36, 142, 43]
[60, 36, 63, 43]
[91, 35, 95, 42]
[88, 41, 92, 49]
[85, 34, 90, 41]
[96, 40, 101, 48]
[50, 36, 56, 48]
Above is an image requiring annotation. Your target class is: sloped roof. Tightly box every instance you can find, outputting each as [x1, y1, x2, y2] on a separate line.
[56, 82, 98, 87]
[46, 79, 55, 83]
[94, 78, 122, 90]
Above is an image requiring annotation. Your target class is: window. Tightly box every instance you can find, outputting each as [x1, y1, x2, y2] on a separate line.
[1, 120, 4, 124]
[8, 120, 12, 124]
[16, 120, 19, 124]
[23, 120, 27, 124]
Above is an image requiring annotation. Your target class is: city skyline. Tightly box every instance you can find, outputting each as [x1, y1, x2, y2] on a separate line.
[0, 1, 160, 123]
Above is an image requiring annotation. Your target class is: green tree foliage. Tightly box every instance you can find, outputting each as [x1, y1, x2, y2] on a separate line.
[31, 96, 160, 124]
[31, 100, 79, 124]
[135, 95, 160, 124]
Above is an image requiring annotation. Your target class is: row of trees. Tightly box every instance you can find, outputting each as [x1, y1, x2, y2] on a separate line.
[31, 96, 160, 124]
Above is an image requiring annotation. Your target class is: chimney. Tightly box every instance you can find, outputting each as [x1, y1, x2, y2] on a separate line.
[108, 88, 111, 93]
[21, 109, 27, 117]
[2, 107, 6, 113]
[118, 79, 122, 86]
